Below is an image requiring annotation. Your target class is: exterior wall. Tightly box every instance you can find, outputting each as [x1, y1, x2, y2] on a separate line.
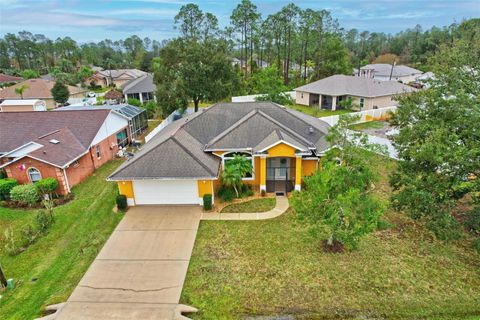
[117, 181, 135, 206]
[65, 152, 95, 188]
[197, 180, 214, 205]
[4, 157, 69, 194]
[0, 105, 35, 112]
[91, 112, 129, 146]
[364, 95, 397, 110]
[267, 143, 297, 158]
[243, 156, 261, 191]
[302, 159, 318, 177]
[90, 131, 122, 169]
[295, 91, 310, 106]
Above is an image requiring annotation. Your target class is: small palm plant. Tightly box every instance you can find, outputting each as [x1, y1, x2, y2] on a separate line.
[15, 85, 28, 99]
[221, 155, 252, 198]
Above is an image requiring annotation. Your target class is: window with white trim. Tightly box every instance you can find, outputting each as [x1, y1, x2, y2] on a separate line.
[223, 152, 253, 179]
[28, 167, 42, 183]
[96, 145, 101, 158]
[359, 98, 365, 108]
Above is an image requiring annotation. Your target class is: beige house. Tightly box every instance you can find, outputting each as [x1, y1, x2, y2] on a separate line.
[0, 79, 86, 109]
[0, 99, 47, 112]
[355, 63, 423, 83]
[295, 75, 414, 111]
[87, 69, 147, 88]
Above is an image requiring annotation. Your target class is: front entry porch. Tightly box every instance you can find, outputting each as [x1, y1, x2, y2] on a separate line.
[265, 157, 295, 195]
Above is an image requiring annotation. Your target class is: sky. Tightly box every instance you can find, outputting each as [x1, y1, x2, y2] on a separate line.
[0, 0, 479, 42]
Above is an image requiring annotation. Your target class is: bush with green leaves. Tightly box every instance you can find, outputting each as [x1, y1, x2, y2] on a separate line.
[0, 178, 17, 200]
[216, 186, 236, 202]
[116, 194, 127, 210]
[465, 207, 480, 234]
[221, 155, 252, 198]
[36, 209, 55, 233]
[10, 184, 39, 206]
[473, 238, 480, 253]
[35, 177, 58, 196]
[203, 194, 212, 210]
[127, 98, 142, 107]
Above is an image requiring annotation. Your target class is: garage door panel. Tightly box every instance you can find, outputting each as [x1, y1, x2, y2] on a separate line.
[133, 180, 198, 205]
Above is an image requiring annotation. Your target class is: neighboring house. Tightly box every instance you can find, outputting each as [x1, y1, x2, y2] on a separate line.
[120, 73, 156, 104]
[56, 104, 148, 140]
[355, 63, 423, 83]
[232, 58, 269, 70]
[108, 102, 330, 206]
[295, 75, 414, 110]
[0, 79, 87, 109]
[40, 74, 55, 81]
[0, 99, 47, 112]
[87, 69, 148, 88]
[0, 73, 23, 87]
[0, 110, 129, 194]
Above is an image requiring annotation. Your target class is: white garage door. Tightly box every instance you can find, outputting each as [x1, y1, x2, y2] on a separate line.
[133, 180, 198, 205]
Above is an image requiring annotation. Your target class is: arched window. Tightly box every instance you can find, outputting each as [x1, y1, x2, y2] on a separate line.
[223, 152, 253, 179]
[28, 167, 42, 183]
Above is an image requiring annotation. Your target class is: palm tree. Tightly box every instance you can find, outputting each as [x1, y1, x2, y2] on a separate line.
[221, 165, 242, 198]
[14, 85, 28, 99]
[221, 155, 253, 198]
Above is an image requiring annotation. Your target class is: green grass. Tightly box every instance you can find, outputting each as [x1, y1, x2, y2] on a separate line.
[0, 160, 124, 319]
[349, 120, 386, 131]
[181, 157, 480, 319]
[221, 198, 276, 213]
[286, 104, 352, 118]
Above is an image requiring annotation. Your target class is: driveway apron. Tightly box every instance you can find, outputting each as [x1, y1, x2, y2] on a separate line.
[55, 206, 201, 320]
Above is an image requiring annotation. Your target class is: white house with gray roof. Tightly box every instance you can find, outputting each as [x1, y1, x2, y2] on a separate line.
[120, 73, 156, 104]
[295, 75, 414, 111]
[355, 63, 423, 83]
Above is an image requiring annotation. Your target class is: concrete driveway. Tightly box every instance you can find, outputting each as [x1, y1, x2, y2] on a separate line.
[54, 206, 201, 320]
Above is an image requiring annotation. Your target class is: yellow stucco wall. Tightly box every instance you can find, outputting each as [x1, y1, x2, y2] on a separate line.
[117, 181, 134, 198]
[243, 156, 261, 188]
[302, 159, 318, 177]
[267, 143, 297, 157]
[197, 180, 213, 197]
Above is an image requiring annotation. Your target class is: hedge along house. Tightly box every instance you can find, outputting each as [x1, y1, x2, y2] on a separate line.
[56, 104, 148, 140]
[108, 102, 330, 206]
[0, 110, 129, 194]
[295, 75, 414, 111]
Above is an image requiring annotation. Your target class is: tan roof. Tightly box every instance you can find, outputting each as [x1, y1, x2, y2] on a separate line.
[0, 79, 86, 99]
[0, 73, 23, 83]
[295, 75, 414, 97]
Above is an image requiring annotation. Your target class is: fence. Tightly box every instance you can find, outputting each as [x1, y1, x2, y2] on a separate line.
[319, 106, 397, 126]
[231, 91, 295, 102]
[145, 107, 194, 143]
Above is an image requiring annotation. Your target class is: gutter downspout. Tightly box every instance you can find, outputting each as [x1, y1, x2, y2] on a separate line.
[63, 168, 71, 193]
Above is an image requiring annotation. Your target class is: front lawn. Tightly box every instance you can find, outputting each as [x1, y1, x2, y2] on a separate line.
[181, 157, 480, 319]
[286, 104, 352, 118]
[221, 198, 276, 213]
[0, 160, 124, 319]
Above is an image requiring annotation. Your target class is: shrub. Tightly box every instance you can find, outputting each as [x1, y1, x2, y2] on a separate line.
[260, 189, 266, 197]
[0, 170, 6, 179]
[36, 209, 55, 233]
[36, 178, 58, 196]
[10, 184, 39, 206]
[425, 213, 462, 241]
[217, 186, 235, 202]
[4, 227, 18, 256]
[116, 194, 127, 210]
[0, 178, 17, 200]
[241, 184, 254, 197]
[203, 194, 213, 210]
[127, 98, 142, 107]
[465, 207, 480, 234]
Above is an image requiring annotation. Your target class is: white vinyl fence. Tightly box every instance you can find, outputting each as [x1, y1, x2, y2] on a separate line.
[145, 107, 194, 143]
[319, 106, 397, 126]
[231, 91, 295, 102]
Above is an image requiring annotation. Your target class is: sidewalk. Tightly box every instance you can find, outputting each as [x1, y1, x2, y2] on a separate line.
[201, 196, 289, 220]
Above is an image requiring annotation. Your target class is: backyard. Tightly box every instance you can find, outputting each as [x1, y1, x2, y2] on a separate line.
[0, 160, 124, 319]
[286, 104, 352, 118]
[181, 157, 480, 320]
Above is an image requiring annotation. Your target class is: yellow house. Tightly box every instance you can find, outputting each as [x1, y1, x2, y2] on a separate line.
[108, 102, 330, 206]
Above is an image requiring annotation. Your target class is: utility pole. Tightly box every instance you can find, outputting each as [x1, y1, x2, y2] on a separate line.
[389, 59, 396, 81]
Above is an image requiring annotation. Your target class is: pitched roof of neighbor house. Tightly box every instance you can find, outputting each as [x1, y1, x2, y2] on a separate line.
[104, 89, 124, 100]
[0, 79, 86, 100]
[0, 110, 112, 167]
[295, 75, 414, 98]
[98, 69, 147, 80]
[0, 73, 23, 83]
[121, 74, 156, 94]
[360, 64, 423, 77]
[108, 102, 330, 180]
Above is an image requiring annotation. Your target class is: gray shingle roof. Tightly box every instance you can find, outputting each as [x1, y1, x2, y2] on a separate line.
[360, 64, 423, 77]
[121, 74, 156, 94]
[108, 102, 331, 180]
[295, 75, 414, 97]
